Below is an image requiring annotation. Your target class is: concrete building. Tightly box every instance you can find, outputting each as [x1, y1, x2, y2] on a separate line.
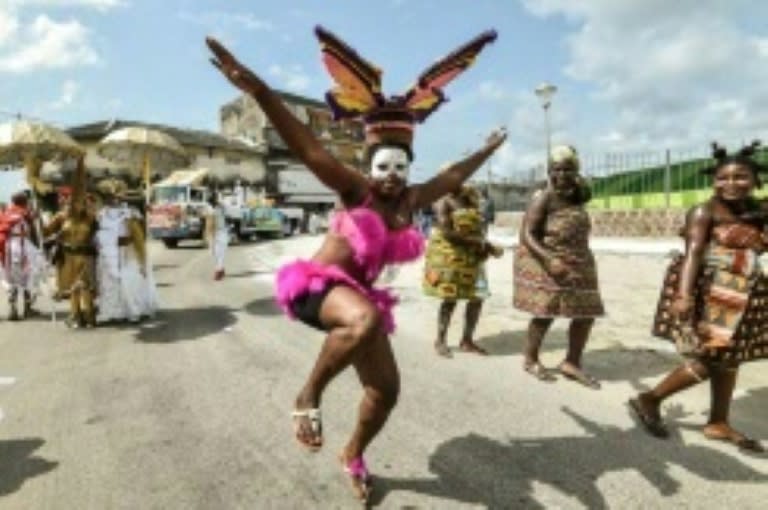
[220, 90, 365, 211]
[66, 120, 266, 185]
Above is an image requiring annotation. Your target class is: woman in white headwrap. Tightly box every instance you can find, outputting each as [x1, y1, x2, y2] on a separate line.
[513, 145, 604, 388]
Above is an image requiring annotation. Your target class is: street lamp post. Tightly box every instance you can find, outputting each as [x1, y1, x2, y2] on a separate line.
[534, 82, 557, 180]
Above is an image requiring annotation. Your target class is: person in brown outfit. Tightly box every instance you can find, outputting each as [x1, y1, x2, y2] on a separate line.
[44, 157, 98, 328]
[513, 145, 604, 388]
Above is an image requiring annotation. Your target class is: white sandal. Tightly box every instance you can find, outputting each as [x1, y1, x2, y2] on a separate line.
[292, 408, 322, 451]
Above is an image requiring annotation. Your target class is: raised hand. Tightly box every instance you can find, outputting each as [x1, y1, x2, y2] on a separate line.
[484, 127, 508, 152]
[206, 37, 264, 94]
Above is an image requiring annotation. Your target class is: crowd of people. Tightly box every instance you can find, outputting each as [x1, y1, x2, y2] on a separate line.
[207, 24, 768, 503]
[0, 158, 159, 328]
[1, 23, 765, 506]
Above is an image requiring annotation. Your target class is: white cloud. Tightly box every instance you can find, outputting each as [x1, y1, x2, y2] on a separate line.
[0, 13, 99, 72]
[268, 64, 310, 92]
[0, 10, 20, 46]
[477, 80, 509, 101]
[482, 89, 578, 181]
[519, 0, 768, 153]
[7, 0, 127, 10]
[0, 0, 114, 73]
[178, 10, 274, 32]
[49, 79, 79, 109]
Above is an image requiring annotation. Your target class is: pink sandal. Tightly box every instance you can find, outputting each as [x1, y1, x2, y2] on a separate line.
[341, 455, 372, 502]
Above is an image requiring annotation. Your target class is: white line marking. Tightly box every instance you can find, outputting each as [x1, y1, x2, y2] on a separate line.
[0, 376, 17, 386]
[733, 389, 749, 400]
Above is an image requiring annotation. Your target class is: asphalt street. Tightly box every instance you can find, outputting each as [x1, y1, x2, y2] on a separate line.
[0, 236, 766, 509]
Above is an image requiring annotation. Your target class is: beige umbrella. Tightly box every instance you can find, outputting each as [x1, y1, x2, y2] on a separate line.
[97, 126, 190, 206]
[0, 120, 84, 193]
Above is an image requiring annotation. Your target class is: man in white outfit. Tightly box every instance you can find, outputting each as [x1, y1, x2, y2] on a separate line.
[0, 191, 45, 320]
[207, 194, 229, 281]
[95, 180, 157, 323]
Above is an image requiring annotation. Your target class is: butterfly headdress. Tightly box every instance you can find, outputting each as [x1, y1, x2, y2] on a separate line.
[315, 26, 497, 148]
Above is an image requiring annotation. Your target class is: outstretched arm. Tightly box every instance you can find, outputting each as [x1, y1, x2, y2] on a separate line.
[408, 127, 506, 210]
[207, 37, 366, 199]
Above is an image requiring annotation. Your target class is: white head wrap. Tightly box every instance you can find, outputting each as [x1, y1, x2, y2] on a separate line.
[549, 145, 580, 170]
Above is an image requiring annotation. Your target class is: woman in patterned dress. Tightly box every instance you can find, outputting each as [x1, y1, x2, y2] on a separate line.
[629, 142, 768, 452]
[513, 145, 604, 388]
[423, 185, 503, 357]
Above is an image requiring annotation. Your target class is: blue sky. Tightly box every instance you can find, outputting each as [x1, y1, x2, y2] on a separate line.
[2, 0, 767, 185]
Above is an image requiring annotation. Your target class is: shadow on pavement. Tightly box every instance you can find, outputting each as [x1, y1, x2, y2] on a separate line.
[671, 386, 768, 447]
[134, 306, 238, 343]
[243, 296, 282, 317]
[225, 270, 268, 279]
[371, 406, 767, 509]
[732, 387, 768, 438]
[474, 326, 540, 356]
[0, 438, 59, 497]
[151, 263, 179, 272]
[475, 328, 674, 384]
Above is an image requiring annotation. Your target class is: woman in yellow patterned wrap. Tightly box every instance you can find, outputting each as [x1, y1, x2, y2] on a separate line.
[423, 185, 503, 357]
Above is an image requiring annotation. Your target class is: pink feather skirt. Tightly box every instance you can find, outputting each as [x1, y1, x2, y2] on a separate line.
[275, 259, 398, 334]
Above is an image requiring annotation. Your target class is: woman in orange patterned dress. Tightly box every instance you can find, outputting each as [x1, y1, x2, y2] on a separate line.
[630, 142, 768, 452]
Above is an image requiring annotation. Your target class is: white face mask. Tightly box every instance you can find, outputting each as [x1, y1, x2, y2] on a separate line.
[370, 147, 410, 181]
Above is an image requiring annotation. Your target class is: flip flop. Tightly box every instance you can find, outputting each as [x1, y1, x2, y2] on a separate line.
[340, 455, 372, 503]
[559, 365, 601, 389]
[292, 408, 322, 452]
[628, 398, 669, 438]
[703, 427, 765, 453]
[524, 362, 556, 382]
[459, 341, 488, 355]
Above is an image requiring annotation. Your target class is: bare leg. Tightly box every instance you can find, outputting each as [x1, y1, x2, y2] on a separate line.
[558, 318, 600, 388]
[631, 360, 710, 437]
[23, 290, 33, 317]
[343, 332, 400, 457]
[523, 317, 555, 380]
[341, 329, 400, 501]
[68, 288, 82, 328]
[293, 286, 385, 449]
[459, 299, 487, 354]
[703, 364, 764, 451]
[435, 300, 456, 357]
[8, 287, 19, 321]
[82, 288, 96, 327]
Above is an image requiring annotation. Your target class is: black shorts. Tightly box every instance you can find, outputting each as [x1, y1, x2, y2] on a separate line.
[290, 283, 338, 331]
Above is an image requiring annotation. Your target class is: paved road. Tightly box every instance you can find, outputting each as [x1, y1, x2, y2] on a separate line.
[0, 237, 766, 509]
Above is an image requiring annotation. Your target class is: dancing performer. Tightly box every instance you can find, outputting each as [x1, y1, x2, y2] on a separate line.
[208, 26, 503, 502]
[423, 185, 503, 357]
[44, 157, 98, 328]
[513, 145, 604, 388]
[0, 191, 45, 320]
[95, 179, 156, 323]
[630, 142, 768, 452]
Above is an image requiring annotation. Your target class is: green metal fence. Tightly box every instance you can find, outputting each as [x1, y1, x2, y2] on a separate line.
[580, 145, 768, 210]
